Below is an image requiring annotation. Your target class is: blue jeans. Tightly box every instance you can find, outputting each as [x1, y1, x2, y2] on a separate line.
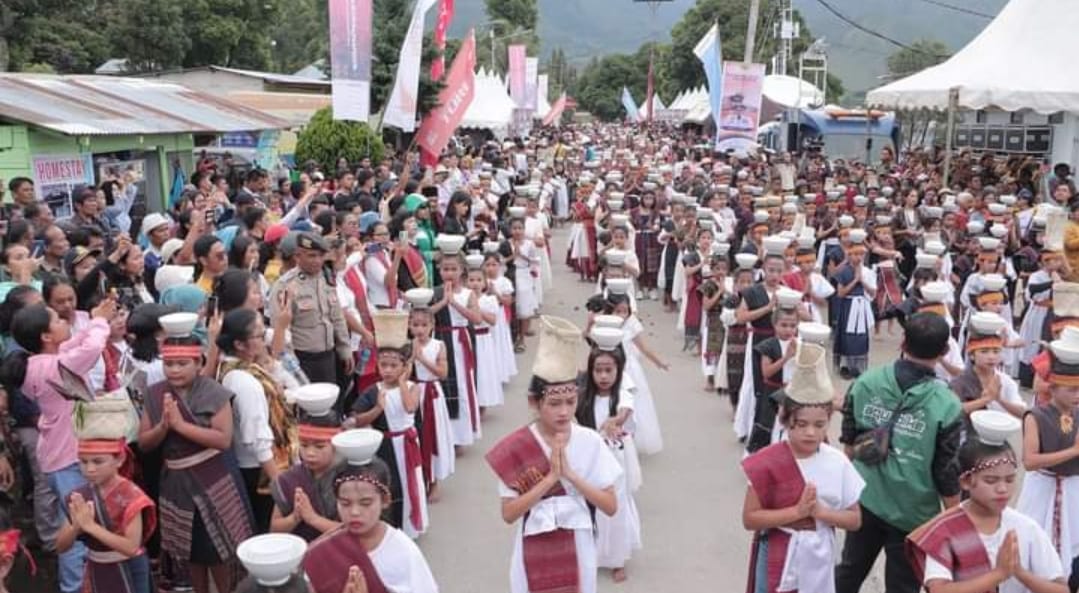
[45, 463, 87, 593]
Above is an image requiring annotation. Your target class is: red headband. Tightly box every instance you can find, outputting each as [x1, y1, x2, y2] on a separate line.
[298, 425, 342, 442]
[77, 439, 126, 456]
[966, 336, 1003, 354]
[160, 345, 203, 360]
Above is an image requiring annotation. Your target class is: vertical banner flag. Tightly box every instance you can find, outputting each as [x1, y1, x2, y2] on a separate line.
[537, 74, 549, 116]
[542, 93, 567, 127]
[694, 23, 724, 134]
[524, 57, 539, 110]
[383, 0, 438, 132]
[621, 87, 639, 122]
[431, 0, 455, 80]
[716, 61, 766, 153]
[645, 49, 655, 123]
[417, 30, 477, 162]
[508, 44, 527, 107]
[329, 0, 373, 121]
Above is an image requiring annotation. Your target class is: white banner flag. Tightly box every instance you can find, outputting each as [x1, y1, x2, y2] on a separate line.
[382, 0, 438, 132]
[537, 73, 549, 116]
[524, 57, 539, 110]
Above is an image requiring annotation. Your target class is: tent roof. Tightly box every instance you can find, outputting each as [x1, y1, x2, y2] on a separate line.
[762, 75, 824, 109]
[461, 70, 515, 137]
[867, 0, 1079, 113]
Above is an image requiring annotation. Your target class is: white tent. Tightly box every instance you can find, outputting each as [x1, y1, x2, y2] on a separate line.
[762, 75, 824, 109]
[684, 86, 712, 124]
[867, 0, 1079, 113]
[460, 68, 516, 137]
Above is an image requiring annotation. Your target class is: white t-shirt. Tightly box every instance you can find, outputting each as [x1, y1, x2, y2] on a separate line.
[222, 367, 274, 468]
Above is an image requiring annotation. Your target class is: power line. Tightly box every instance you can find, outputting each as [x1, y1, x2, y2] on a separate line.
[909, 0, 994, 19]
[810, 0, 951, 57]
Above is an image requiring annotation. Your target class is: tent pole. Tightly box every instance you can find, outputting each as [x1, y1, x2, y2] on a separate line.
[943, 87, 959, 189]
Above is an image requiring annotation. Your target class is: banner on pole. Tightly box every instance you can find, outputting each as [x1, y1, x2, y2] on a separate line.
[621, 87, 639, 122]
[431, 0, 455, 80]
[537, 74, 549, 116]
[508, 45, 527, 107]
[524, 57, 539, 110]
[694, 23, 724, 134]
[543, 93, 567, 127]
[417, 30, 477, 160]
[383, 0, 437, 132]
[716, 62, 765, 154]
[329, 0, 373, 121]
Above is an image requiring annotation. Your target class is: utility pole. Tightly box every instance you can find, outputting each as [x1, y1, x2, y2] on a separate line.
[744, 0, 760, 63]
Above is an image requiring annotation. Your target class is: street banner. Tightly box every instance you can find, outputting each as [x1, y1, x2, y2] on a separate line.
[508, 44, 527, 107]
[621, 87, 639, 122]
[32, 154, 95, 218]
[716, 61, 765, 153]
[524, 57, 539, 110]
[543, 93, 567, 127]
[537, 74, 549, 115]
[417, 30, 477, 162]
[431, 0, 455, 80]
[383, 0, 438, 132]
[694, 23, 724, 134]
[328, 0, 373, 121]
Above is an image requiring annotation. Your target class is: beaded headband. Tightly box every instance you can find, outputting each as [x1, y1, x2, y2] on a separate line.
[542, 382, 577, 397]
[334, 473, 391, 498]
[960, 454, 1016, 479]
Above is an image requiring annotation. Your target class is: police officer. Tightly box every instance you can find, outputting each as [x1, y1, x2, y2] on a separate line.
[269, 232, 353, 389]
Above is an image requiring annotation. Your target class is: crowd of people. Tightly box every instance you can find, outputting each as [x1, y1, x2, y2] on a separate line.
[0, 121, 1077, 593]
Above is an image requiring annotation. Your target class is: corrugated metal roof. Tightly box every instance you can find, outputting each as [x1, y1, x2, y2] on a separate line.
[226, 91, 331, 126]
[0, 73, 290, 136]
[209, 66, 330, 87]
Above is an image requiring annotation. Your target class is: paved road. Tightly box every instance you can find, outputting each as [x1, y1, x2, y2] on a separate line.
[419, 228, 897, 592]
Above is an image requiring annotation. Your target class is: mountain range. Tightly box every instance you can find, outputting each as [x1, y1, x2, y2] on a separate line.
[449, 0, 1008, 97]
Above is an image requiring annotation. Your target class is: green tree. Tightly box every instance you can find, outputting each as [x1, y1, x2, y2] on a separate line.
[482, 0, 539, 73]
[267, 0, 326, 73]
[2, 0, 116, 73]
[573, 42, 665, 122]
[296, 107, 386, 172]
[886, 39, 951, 79]
[180, 0, 283, 70]
[110, 0, 190, 72]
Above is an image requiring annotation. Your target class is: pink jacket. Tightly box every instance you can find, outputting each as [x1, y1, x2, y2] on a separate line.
[23, 318, 109, 474]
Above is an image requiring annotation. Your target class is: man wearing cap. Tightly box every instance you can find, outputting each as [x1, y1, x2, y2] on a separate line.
[140, 213, 172, 290]
[269, 232, 353, 390]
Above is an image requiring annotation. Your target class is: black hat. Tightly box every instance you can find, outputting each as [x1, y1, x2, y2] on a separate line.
[296, 232, 328, 252]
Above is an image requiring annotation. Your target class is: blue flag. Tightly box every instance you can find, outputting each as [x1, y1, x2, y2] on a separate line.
[621, 86, 640, 123]
[694, 24, 723, 134]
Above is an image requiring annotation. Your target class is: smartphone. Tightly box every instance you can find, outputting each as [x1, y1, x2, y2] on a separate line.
[206, 295, 219, 319]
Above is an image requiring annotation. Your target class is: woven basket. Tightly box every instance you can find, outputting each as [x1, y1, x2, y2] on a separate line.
[74, 398, 134, 440]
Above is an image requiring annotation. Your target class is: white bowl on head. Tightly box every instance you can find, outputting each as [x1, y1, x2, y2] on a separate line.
[590, 327, 624, 351]
[921, 281, 952, 303]
[875, 215, 892, 226]
[697, 207, 715, 219]
[970, 311, 1006, 335]
[593, 314, 624, 329]
[988, 203, 1008, 215]
[970, 410, 1021, 446]
[753, 210, 770, 223]
[292, 383, 339, 417]
[735, 253, 759, 269]
[606, 278, 632, 295]
[796, 234, 815, 249]
[237, 534, 307, 586]
[873, 197, 890, 210]
[981, 274, 1007, 292]
[798, 322, 831, 344]
[762, 235, 790, 255]
[916, 253, 939, 269]
[924, 241, 946, 256]
[1000, 195, 1017, 206]
[966, 221, 985, 235]
[436, 234, 466, 254]
[712, 242, 731, 256]
[838, 215, 854, 228]
[776, 287, 803, 309]
[159, 312, 198, 338]
[989, 224, 1008, 239]
[848, 229, 868, 244]
[1062, 325, 1079, 347]
[781, 203, 798, 214]
[608, 199, 624, 211]
[465, 253, 485, 269]
[404, 287, 434, 308]
[853, 195, 868, 207]
[507, 206, 527, 219]
[482, 240, 501, 254]
[826, 190, 841, 200]
[604, 249, 627, 266]
[924, 206, 943, 219]
[978, 237, 1001, 251]
[882, 186, 895, 197]
[698, 219, 716, 231]
[332, 429, 383, 466]
[1051, 340, 1079, 364]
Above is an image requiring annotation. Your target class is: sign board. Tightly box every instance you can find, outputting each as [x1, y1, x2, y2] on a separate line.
[32, 154, 95, 218]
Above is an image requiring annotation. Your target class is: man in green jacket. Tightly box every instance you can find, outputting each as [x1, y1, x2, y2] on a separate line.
[836, 312, 962, 593]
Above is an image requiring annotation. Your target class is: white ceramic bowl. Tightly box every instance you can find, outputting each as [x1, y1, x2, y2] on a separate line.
[838, 215, 854, 227]
[404, 288, 434, 307]
[237, 534, 307, 586]
[981, 274, 1007, 292]
[924, 206, 943, 219]
[848, 229, 868, 244]
[798, 322, 831, 344]
[507, 206, 527, 219]
[970, 311, 1006, 335]
[292, 383, 339, 417]
[332, 428, 383, 466]
[590, 327, 624, 351]
[924, 241, 946, 256]
[604, 249, 627, 266]
[606, 278, 632, 295]
[916, 253, 939, 269]
[754, 210, 770, 223]
[593, 315, 624, 329]
[610, 214, 630, 228]
[853, 195, 868, 207]
[435, 235, 466, 254]
[920, 281, 951, 303]
[970, 410, 1021, 445]
[776, 288, 803, 309]
[608, 199, 624, 211]
[1052, 340, 1079, 364]
[697, 207, 715, 219]
[989, 225, 1008, 238]
[464, 253, 485, 269]
[1062, 325, 1079, 347]
[735, 253, 759, 269]
[874, 197, 890, 209]
[712, 242, 731, 256]
[699, 219, 716, 231]
[1000, 195, 1017, 206]
[159, 313, 198, 338]
[763, 235, 790, 255]
[966, 221, 985, 235]
[483, 240, 501, 254]
[796, 235, 815, 248]
[988, 203, 1008, 215]
[978, 237, 1001, 251]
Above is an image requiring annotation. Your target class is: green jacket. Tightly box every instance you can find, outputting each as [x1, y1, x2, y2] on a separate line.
[848, 365, 962, 532]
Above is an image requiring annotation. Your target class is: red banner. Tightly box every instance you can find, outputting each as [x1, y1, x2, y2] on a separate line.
[430, 0, 455, 80]
[417, 30, 477, 161]
[508, 44, 527, 107]
[542, 93, 567, 127]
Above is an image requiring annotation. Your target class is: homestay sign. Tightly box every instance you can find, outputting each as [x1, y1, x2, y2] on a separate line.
[31, 153, 95, 217]
[417, 30, 476, 158]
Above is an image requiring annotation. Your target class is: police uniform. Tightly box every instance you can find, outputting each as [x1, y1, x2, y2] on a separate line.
[268, 233, 351, 387]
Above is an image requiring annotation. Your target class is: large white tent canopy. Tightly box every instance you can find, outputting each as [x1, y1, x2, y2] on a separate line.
[763, 75, 824, 110]
[460, 67, 515, 137]
[867, 0, 1079, 114]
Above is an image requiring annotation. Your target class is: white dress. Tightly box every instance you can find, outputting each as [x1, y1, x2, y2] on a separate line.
[525, 215, 552, 301]
[620, 315, 663, 455]
[490, 276, 518, 384]
[367, 526, 440, 593]
[924, 507, 1063, 593]
[415, 339, 455, 481]
[448, 288, 481, 446]
[592, 391, 642, 569]
[1019, 269, 1052, 366]
[474, 294, 504, 408]
[383, 383, 428, 539]
[513, 240, 540, 318]
[803, 272, 836, 324]
[1017, 468, 1079, 575]
[497, 424, 623, 593]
